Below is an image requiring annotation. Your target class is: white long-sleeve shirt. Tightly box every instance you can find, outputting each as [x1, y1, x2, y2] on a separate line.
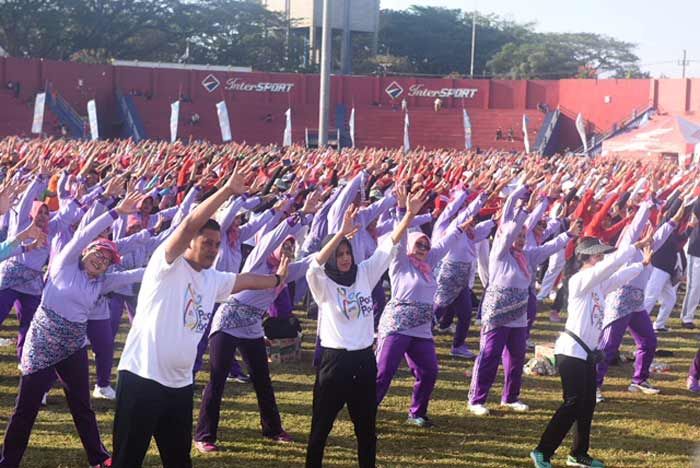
[306, 236, 397, 351]
[555, 245, 643, 360]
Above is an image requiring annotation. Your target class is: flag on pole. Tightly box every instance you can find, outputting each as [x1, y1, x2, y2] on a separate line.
[403, 111, 410, 153]
[522, 114, 530, 154]
[31, 92, 46, 134]
[283, 108, 292, 147]
[216, 100, 232, 142]
[87, 99, 99, 141]
[170, 101, 180, 143]
[575, 113, 588, 153]
[349, 107, 356, 148]
[462, 109, 472, 150]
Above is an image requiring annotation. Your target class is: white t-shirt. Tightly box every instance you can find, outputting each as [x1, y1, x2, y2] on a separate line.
[307, 236, 397, 351]
[118, 245, 237, 388]
[555, 245, 642, 360]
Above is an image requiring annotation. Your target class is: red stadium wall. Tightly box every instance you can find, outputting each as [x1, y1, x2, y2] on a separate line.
[2, 57, 700, 152]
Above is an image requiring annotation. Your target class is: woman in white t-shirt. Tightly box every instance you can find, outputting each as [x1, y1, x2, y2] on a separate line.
[530, 235, 652, 468]
[305, 188, 427, 468]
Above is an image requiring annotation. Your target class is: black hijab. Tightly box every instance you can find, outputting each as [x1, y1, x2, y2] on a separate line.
[321, 234, 358, 287]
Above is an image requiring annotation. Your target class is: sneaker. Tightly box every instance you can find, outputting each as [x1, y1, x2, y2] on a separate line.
[406, 415, 434, 428]
[687, 376, 700, 393]
[227, 373, 251, 384]
[90, 458, 112, 468]
[0, 337, 13, 347]
[468, 403, 489, 416]
[41, 392, 48, 406]
[266, 430, 293, 443]
[682, 322, 696, 329]
[501, 400, 529, 412]
[653, 326, 670, 333]
[437, 324, 456, 335]
[530, 450, 552, 468]
[628, 381, 660, 395]
[194, 441, 218, 453]
[549, 311, 562, 323]
[93, 385, 116, 400]
[526, 339, 536, 351]
[451, 345, 476, 360]
[595, 389, 604, 403]
[566, 453, 605, 467]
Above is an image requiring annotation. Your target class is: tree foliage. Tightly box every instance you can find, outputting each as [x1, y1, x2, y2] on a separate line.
[0, 0, 644, 79]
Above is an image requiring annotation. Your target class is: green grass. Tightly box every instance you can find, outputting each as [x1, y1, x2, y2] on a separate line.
[0, 293, 698, 467]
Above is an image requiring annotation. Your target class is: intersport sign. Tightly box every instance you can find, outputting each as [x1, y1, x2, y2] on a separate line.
[407, 84, 478, 99]
[224, 77, 294, 93]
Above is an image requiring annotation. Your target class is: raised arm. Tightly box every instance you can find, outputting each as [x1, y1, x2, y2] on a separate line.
[163, 167, 249, 265]
[327, 170, 366, 234]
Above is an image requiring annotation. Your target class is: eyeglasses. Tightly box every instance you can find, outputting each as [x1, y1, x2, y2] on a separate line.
[92, 250, 111, 266]
[414, 241, 431, 252]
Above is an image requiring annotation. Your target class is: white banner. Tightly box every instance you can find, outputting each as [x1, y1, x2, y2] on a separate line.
[87, 99, 99, 141]
[283, 108, 292, 147]
[522, 114, 530, 154]
[31, 93, 46, 134]
[462, 109, 472, 150]
[575, 113, 588, 153]
[216, 100, 232, 142]
[349, 108, 356, 148]
[403, 111, 410, 153]
[170, 101, 180, 143]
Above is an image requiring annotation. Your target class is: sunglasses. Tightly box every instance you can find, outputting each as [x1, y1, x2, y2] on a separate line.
[414, 241, 431, 252]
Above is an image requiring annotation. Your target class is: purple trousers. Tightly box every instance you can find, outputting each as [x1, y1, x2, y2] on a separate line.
[436, 286, 473, 349]
[87, 319, 115, 388]
[526, 288, 537, 336]
[0, 347, 110, 467]
[193, 317, 244, 378]
[469, 326, 528, 405]
[596, 310, 657, 388]
[269, 286, 293, 319]
[108, 293, 137, 338]
[195, 332, 283, 443]
[0, 289, 41, 361]
[690, 349, 700, 381]
[375, 334, 438, 418]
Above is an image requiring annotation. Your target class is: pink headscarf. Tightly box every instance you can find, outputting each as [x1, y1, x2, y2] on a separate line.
[407, 232, 433, 283]
[30, 201, 49, 234]
[227, 222, 241, 250]
[511, 246, 531, 281]
[126, 215, 143, 233]
[267, 236, 295, 295]
[82, 239, 121, 265]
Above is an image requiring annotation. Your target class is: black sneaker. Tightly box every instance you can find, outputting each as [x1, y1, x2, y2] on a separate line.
[682, 322, 696, 329]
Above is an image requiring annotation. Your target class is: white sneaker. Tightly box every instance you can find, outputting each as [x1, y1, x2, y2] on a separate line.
[92, 385, 116, 400]
[628, 381, 660, 395]
[41, 392, 48, 406]
[501, 400, 529, 412]
[0, 337, 13, 347]
[596, 389, 605, 403]
[468, 403, 490, 416]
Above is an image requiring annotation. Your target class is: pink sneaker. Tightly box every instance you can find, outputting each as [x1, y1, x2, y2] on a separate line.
[267, 430, 293, 443]
[194, 441, 218, 453]
[687, 376, 700, 393]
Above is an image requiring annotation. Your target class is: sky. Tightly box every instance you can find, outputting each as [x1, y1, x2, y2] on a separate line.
[380, 0, 699, 78]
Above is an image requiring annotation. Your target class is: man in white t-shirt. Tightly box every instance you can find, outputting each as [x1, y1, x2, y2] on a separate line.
[112, 167, 288, 468]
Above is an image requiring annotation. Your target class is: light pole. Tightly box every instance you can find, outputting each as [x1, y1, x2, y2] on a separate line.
[470, 10, 476, 78]
[318, 0, 331, 147]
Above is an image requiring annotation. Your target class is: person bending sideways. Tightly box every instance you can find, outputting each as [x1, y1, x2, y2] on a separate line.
[112, 166, 289, 468]
[305, 189, 428, 468]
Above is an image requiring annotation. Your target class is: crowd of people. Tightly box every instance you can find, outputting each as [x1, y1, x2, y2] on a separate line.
[0, 135, 696, 467]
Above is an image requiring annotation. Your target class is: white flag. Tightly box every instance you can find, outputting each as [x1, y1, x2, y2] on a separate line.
[216, 100, 232, 142]
[462, 109, 472, 150]
[403, 112, 410, 153]
[283, 108, 292, 147]
[575, 113, 588, 153]
[522, 114, 530, 154]
[170, 101, 180, 143]
[349, 107, 356, 148]
[87, 99, 99, 141]
[31, 92, 46, 134]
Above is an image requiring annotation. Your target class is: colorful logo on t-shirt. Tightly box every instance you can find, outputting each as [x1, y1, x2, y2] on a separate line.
[336, 287, 373, 320]
[591, 291, 603, 330]
[183, 284, 210, 333]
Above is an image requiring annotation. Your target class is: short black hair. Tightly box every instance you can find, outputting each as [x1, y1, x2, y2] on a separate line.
[198, 218, 221, 234]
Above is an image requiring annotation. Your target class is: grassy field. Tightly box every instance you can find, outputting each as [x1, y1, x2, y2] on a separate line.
[0, 295, 698, 468]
